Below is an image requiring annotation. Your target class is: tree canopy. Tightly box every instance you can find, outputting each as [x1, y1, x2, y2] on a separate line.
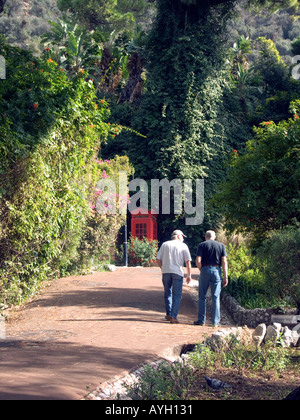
[57, 0, 153, 35]
[213, 111, 300, 244]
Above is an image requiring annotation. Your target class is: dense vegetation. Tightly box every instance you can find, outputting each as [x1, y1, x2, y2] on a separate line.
[0, 37, 131, 305]
[0, 0, 299, 309]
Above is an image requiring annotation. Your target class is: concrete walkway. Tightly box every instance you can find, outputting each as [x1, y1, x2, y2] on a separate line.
[0, 267, 231, 400]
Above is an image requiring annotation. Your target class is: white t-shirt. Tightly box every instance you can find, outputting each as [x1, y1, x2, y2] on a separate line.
[157, 240, 192, 277]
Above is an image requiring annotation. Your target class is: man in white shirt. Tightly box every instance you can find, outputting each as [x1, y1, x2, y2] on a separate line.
[156, 230, 192, 324]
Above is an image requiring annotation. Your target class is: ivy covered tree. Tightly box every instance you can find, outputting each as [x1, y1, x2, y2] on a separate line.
[103, 0, 300, 248]
[104, 0, 241, 250]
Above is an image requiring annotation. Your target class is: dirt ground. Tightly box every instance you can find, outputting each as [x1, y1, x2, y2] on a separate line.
[1, 266, 298, 400]
[188, 367, 300, 400]
[0, 267, 229, 400]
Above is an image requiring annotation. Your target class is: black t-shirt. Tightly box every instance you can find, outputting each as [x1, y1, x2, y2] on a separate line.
[196, 240, 227, 266]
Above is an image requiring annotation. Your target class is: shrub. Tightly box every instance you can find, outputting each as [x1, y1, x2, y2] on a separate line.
[258, 226, 300, 311]
[225, 242, 271, 309]
[125, 361, 194, 400]
[214, 113, 300, 244]
[227, 242, 259, 279]
[128, 236, 158, 267]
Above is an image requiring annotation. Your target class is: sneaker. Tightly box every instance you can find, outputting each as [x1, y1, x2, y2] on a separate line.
[165, 315, 172, 321]
[193, 321, 205, 326]
[170, 318, 179, 324]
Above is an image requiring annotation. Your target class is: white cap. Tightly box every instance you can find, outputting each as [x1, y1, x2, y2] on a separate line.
[171, 230, 187, 238]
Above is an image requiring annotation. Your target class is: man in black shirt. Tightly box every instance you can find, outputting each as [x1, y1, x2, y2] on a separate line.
[194, 230, 228, 326]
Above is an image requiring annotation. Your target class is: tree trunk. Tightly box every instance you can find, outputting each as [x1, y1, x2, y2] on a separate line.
[0, 0, 6, 14]
[118, 53, 145, 103]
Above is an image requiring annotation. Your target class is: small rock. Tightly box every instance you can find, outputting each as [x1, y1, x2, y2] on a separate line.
[252, 323, 266, 346]
[292, 323, 300, 333]
[265, 323, 281, 344]
[209, 332, 226, 350]
[291, 331, 300, 347]
[281, 326, 292, 348]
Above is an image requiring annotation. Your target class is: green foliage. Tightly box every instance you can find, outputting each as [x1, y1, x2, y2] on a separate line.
[213, 112, 300, 244]
[125, 361, 195, 400]
[190, 337, 292, 374]
[57, 0, 151, 35]
[245, 0, 299, 12]
[41, 19, 103, 76]
[251, 37, 290, 108]
[228, 36, 298, 127]
[72, 156, 134, 273]
[104, 0, 239, 249]
[137, 0, 236, 180]
[128, 236, 158, 267]
[258, 226, 300, 310]
[291, 34, 300, 55]
[0, 39, 121, 305]
[126, 337, 294, 400]
[225, 243, 278, 309]
[226, 242, 263, 281]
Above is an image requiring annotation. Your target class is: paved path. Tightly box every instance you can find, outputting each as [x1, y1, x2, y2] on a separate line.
[0, 267, 232, 400]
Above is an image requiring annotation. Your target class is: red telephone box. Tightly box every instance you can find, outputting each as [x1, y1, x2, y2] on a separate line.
[131, 208, 158, 241]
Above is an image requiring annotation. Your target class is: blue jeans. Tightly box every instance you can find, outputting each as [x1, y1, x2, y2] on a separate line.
[198, 266, 222, 325]
[162, 273, 183, 319]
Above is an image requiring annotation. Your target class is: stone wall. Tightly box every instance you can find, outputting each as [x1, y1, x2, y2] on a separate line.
[220, 291, 279, 328]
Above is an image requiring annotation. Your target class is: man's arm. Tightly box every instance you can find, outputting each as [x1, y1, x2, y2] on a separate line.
[196, 256, 202, 271]
[221, 256, 228, 287]
[156, 258, 162, 269]
[185, 260, 192, 284]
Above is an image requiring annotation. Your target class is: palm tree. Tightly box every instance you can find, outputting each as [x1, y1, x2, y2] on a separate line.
[41, 19, 103, 76]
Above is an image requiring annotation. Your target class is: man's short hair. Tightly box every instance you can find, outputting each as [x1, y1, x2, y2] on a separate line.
[205, 230, 216, 240]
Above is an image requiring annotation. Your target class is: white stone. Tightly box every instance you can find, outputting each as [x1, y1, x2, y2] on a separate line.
[265, 323, 281, 343]
[281, 326, 292, 348]
[291, 331, 300, 347]
[252, 323, 266, 346]
[292, 323, 300, 333]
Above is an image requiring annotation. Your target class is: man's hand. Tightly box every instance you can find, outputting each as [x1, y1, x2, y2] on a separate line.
[223, 277, 228, 287]
[221, 256, 228, 287]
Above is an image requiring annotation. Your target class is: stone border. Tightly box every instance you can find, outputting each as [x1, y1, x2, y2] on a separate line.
[221, 291, 282, 328]
[84, 358, 165, 400]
